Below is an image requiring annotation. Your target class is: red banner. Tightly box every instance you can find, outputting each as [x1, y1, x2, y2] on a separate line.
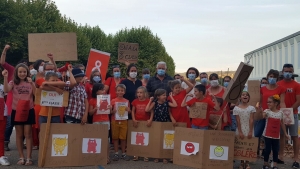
[86, 49, 110, 81]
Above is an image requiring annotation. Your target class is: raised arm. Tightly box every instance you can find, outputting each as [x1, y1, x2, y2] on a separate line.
[2, 70, 12, 93]
[168, 93, 177, 108]
[47, 54, 57, 72]
[181, 94, 193, 107]
[1, 45, 10, 65]
[181, 76, 194, 94]
[145, 97, 155, 112]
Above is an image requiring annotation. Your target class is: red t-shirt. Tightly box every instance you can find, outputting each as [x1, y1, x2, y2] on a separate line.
[168, 90, 191, 128]
[105, 77, 124, 100]
[277, 80, 300, 114]
[131, 99, 150, 121]
[85, 83, 93, 100]
[89, 98, 109, 122]
[186, 97, 215, 127]
[260, 85, 285, 110]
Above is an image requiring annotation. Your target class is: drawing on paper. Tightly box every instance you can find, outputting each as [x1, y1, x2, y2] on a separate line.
[115, 102, 128, 120]
[209, 145, 229, 160]
[131, 132, 149, 146]
[97, 95, 110, 114]
[51, 134, 68, 156]
[82, 138, 101, 154]
[118, 105, 126, 117]
[163, 130, 175, 149]
[180, 141, 199, 155]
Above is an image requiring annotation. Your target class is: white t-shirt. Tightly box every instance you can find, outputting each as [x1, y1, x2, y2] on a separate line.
[262, 109, 283, 139]
[0, 84, 8, 116]
[181, 81, 201, 108]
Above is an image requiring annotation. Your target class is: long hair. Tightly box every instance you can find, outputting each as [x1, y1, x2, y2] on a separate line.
[89, 69, 102, 84]
[14, 63, 30, 85]
[92, 83, 105, 99]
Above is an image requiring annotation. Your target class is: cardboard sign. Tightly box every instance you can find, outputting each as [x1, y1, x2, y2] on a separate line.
[118, 42, 139, 63]
[38, 123, 108, 167]
[86, 49, 110, 80]
[173, 128, 235, 169]
[189, 102, 207, 119]
[281, 108, 294, 125]
[223, 62, 253, 104]
[265, 118, 281, 138]
[97, 95, 110, 114]
[115, 102, 128, 120]
[35, 89, 69, 107]
[28, 33, 77, 62]
[234, 136, 258, 161]
[209, 114, 222, 130]
[247, 80, 262, 121]
[126, 121, 186, 159]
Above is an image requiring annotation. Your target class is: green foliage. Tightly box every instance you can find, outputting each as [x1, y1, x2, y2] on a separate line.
[0, 0, 175, 77]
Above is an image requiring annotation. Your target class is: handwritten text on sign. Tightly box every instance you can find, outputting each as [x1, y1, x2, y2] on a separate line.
[118, 42, 139, 63]
[234, 136, 258, 161]
[40, 90, 63, 107]
[189, 102, 207, 119]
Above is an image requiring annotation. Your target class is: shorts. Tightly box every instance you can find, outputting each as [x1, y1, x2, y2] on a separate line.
[11, 109, 35, 125]
[111, 120, 127, 140]
[93, 121, 110, 130]
[191, 124, 208, 130]
[39, 115, 60, 124]
[280, 114, 298, 137]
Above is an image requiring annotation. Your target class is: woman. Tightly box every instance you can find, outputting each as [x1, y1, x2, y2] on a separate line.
[181, 67, 200, 108]
[121, 64, 142, 120]
[206, 73, 231, 131]
[141, 68, 150, 86]
[104, 65, 124, 100]
[85, 69, 102, 100]
[260, 77, 268, 87]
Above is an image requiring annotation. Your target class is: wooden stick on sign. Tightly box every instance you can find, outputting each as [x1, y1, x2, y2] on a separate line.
[215, 102, 228, 130]
[40, 106, 52, 167]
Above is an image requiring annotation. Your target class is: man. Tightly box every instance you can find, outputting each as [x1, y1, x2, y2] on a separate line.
[277, 63, 300, 168]
[199, 72, 210, 89]
[146, 61, 173, 96]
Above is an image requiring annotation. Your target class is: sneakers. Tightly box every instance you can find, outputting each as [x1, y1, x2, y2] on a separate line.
[121, 154, 130, 161]
[262, 165, 269, 169]
[4, 142, 10, 151]
[112, 154, 119, 161]
[0, 156, 10, 166]
[277, 159, 284, 164]
[292, 161, 300, 168]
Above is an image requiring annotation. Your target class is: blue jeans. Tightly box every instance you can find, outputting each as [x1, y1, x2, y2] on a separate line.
[230, 114, 237, 131]
[39, 116, 61, 124]
[191, 124, 208, 130]
[4, 115, 13, 142]
[65, 115, 82, 124]
[254, 119, 266, 137]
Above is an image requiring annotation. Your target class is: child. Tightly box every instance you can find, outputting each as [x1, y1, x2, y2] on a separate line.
[168, 78, 193, 128]
[145, 89, 177, 163]
[64, 68, 89, 124]
[181, 84, 219, 130]
[88, 83, 111, 164]
[111, 84, 131, 161]
[257, 95, 289, 169]
[209, 97, 227, 130]
[0, 81, 9, 165]
[233, 91, 255, 169]
[131, 86, 153, 162]
[3, 64, 36, 165]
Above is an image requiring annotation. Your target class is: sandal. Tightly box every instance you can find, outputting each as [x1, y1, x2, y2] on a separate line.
[133, 156, 139, 161]
[107, 158, 111, 164]
[245, 161, 250, 169]
[239, 160, 245, 169]
[17, 158, 25, 165]
[25, 158, 33, 166]
[154, 159, 159, 163]
[163, 159, 168, 164]
[144, 157, 149, 162]
[32, 146, 39, 150]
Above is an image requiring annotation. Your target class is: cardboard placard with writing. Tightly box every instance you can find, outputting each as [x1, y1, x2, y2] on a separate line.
[28, 33, 77, 62]
[173, 128, 235, 169]
[223, 62, 253, 104]
[247, 80, 262, 121]
[189, 102, 207, 119]
[118, 42, 139, 63]
[234, 136, 258, 161]
[38, 123, 108, 167]
[35, 89, 69, 107]
[281, 108, 294, 125]
[209, 114, 222, 130]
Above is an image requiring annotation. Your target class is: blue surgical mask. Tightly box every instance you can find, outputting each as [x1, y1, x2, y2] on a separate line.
[201, 78, 208, 84]
[223, 82, 229, 87]
[283, 72, 292, 79]
[157, 69, 165, 76]
[188, 74, 196, 80]
[268, 78, 277, 85]
[93, 76, 101, 83]
[114, 72, 120, 78]
[143, 74, 150, 80]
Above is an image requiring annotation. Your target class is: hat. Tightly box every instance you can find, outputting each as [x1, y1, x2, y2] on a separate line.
[72, 68, 85, 77]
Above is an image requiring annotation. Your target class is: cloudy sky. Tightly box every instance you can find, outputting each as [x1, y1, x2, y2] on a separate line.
[54, 0, 300, 73]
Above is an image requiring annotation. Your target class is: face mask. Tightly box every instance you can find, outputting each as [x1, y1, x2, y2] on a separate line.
[261, 84, 267, 87]
[44, 70, 54, 76]
[143, 74, 150, 80]
[93, 76, 101, 83]
[210, 80, 219, 87]
[129, 72, 137, 78]
[201, 78, 207, 84]
[157, 69, 165, 76]
[283, 72, 292, 79]
[38, 66, 43, 73]
[114, 72, 120, 78]
[268, 78, 277, 85]
[30, 69, 37, 75]
[188, 74, 196, 80]
[223, 82, 229, 87]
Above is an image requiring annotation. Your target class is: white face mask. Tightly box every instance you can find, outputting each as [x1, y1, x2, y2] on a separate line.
[38, 66, 44, 73]
[210, 80, 219, 87]
[129, 72, 137, 78]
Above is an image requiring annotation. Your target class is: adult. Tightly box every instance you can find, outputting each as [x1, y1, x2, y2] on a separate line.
[146, 61, 173, 97]
[223, 76, 231, 88]
[141, 68, 150, 86]
[206, 73, 231, 131]
[121, 64, 142, 119]
[223, 76, 236, 132]
[174, 74, 181, 80]
[260, 77, 268, 87]
[199, 72, 210, 89]
[85, 69, 102, 100]
[277, 64, 300, 168]
[181, 67, 200, 107]
[104, 65, 124, 100]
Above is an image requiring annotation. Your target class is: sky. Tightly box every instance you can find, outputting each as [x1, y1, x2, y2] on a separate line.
[53, 0, 300, 73]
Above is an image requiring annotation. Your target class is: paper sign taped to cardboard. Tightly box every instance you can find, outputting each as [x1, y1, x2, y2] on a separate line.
[281, 108, 294, 125]
[189, 102, 207, 119]
[118, 42, 139, 63]
[234, 136, 258, 161]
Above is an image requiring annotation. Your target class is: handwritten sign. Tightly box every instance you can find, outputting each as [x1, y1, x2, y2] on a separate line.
[189, 102, 207, 119]
[281, 108, 294, 125]
[209, 114, 222, 130]
[115, 102, 128, 120]
[223, 62, 253, 104]
[40, 90, 63, 107]
[265, 118, 281, 138]
[118, 42, 139, 63]
[234, 136, 258, 161]
[28, 33, 77, 62]
[97, 95, 110, 114]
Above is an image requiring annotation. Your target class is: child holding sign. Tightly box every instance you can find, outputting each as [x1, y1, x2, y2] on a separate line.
[257, 95, 289, 169]
[209, 97, 227, 130]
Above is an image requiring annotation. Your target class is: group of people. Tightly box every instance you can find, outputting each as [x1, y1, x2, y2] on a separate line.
[0, 44, 299, 169]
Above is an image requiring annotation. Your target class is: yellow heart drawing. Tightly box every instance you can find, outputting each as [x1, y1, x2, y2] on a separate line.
[42, 91, 47, 97]
[118, 106, 126, 117]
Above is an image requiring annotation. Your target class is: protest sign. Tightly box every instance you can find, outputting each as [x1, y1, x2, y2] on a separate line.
[234, 136, 258, 161]
[118, 42, 139, 63]
[247, 80, 262, 120]
[97, 95, 110, 114]
[86, 49, 110, 80]
[189, 102, 207, 119]
[35, 89, 69, 107]
[281, 108, 294, 125]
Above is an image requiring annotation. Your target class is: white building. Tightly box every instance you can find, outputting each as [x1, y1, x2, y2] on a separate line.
[244, 31, 300, 81]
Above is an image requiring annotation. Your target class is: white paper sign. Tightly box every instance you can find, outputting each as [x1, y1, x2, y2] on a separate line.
[163, 130, 175, 149]
[131, 132, 149, 146]
[97, 95, 110, 114]
[82, 138, 101, 153]
[209, 145, 229, 160]
[180, 141, 199, 155]
[115, 102, 128, 120]
[51, 134, 68, 156]
[281, 108, 294, 125]
[40, 90, 63, 107]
